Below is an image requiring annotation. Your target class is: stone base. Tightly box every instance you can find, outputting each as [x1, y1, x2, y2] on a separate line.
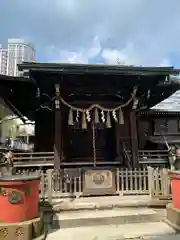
[0, 214, 46, 240]
[83, 170, 116, 196]
[166, 203, 180, 231]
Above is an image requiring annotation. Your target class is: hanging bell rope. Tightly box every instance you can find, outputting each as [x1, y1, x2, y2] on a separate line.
[92, 123, 97, 167]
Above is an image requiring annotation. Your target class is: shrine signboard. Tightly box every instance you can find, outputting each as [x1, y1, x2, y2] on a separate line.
[83, 169, 116, 195]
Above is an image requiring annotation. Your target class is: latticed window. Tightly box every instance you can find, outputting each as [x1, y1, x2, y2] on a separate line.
[154, 119, 180, 135]
[154, 119, 168, 134]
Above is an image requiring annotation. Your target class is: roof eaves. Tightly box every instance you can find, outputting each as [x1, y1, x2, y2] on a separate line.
[18, 63, 180, 76]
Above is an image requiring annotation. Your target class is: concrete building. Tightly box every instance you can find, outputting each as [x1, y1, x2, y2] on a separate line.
[6, 39, 35, 76]
[0, 44, 8, 75]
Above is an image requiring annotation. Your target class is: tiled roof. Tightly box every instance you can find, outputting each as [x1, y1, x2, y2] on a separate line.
[152, 90, 180, 111]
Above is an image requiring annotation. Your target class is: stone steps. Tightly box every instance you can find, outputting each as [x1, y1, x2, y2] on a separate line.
[45, 208, 163, 229]
[46, 222, 178, 240]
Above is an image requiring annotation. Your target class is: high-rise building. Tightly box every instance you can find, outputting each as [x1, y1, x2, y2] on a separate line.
[0, 44, 8, 75]
[6, 39, 35, 76]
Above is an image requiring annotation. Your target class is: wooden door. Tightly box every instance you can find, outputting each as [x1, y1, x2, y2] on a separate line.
[68, 122, 92, 159]
[66, 122, 117, 162]
[94, 123, 117, 161]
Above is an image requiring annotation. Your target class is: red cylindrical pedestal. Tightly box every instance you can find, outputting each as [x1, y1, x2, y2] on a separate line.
[168, 171, 180, 209]
[0, 175, 40, 223]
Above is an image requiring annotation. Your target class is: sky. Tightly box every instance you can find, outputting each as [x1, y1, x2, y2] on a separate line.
[1, 0, 180, 66]
[1, 0, 180, 110]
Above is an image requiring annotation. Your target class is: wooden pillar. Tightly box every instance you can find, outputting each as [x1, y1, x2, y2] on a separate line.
[54, 84, 62, 169]
[129, 111, 139, 168]
[115, 124, 121, 161]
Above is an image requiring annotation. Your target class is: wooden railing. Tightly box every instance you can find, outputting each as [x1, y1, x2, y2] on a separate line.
[13, 152, 54, 167]
[12, 149, 169, 167]
[138, 150, 168, 164]
[148, 167, 171, 199]
[126, 150, 168, 164]
[116, 168, 149, 195]
[13, 167, 171, 203]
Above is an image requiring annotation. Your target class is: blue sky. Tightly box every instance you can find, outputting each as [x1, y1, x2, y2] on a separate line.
[1, 0, 180, 66]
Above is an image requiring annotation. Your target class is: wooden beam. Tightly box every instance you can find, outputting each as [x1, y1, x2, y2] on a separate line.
[54, 84, 62, 169]
[129, 111, 139, 167]
[54, 109, 61, 169]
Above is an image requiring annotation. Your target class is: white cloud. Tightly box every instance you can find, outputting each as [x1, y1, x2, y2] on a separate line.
[3, 0, 180, 66]
[49, 36, 172, 66]
[50, 36, 102, 64]
[86, 36, 101, 59]
[43, 0, 180, 66]
[101, 49, 122, 65]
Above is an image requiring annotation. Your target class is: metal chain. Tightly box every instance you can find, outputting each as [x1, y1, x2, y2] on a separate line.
[92, 123, 96, 167]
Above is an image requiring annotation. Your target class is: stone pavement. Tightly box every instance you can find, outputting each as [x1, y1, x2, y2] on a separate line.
[46, 222, 179, 240]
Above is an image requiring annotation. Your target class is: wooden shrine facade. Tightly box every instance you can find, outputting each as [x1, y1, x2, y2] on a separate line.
[0, 65, 180, 169]
[16, 63, 180, 169]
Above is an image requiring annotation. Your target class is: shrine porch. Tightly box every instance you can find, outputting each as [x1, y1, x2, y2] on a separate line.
[12, 149, 169, 168]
